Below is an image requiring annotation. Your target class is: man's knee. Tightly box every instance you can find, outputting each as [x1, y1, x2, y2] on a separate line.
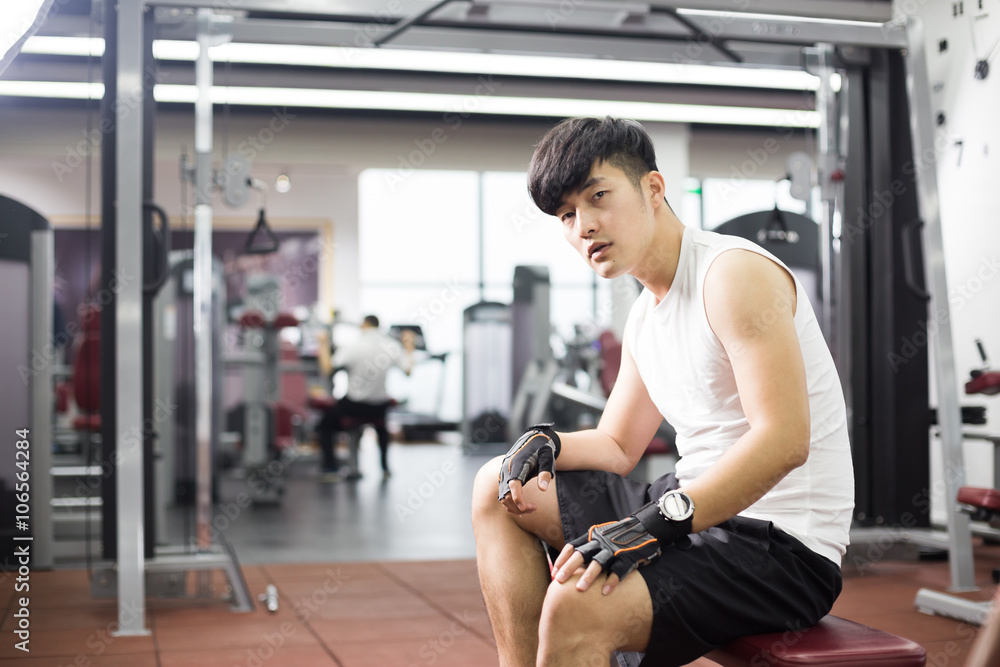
[472, 457, 564, 553]
[472, 456, 505, 523]
[539, 580, 615, 665]
[540, 574, 653, 659]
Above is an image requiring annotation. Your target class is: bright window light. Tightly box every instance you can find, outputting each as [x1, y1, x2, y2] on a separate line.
[22, 35, 821, 91]
[0, 80, 819, 127]
[1, 0, 51, 63]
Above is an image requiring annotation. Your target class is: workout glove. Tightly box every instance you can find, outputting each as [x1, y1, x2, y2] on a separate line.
[498, 423, 561, 501]
[568, 502, 690, 581]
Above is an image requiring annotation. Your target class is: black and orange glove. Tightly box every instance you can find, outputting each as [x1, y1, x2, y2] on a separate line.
[498, 423, 561, 501]
[568, 501, 691, 580]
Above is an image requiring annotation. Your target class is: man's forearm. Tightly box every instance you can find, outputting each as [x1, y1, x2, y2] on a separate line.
[554, 429, 635, 477]
[681, 425, 808, 533]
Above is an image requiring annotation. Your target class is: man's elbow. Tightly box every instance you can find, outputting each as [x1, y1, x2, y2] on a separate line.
[782, 427, 811, 470]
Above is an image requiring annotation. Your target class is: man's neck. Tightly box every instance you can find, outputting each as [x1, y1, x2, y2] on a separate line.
[632, 215, 686, 303]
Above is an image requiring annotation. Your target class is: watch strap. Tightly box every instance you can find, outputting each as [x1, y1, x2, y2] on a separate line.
[634, 501, 690, 543]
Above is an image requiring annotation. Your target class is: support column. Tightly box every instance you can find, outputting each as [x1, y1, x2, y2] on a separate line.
[905, 17, 975, 592]
[114, 0, 148, 636]
[193, 7, 215, 553]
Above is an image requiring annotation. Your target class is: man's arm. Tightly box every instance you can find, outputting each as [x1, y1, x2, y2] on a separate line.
[554, 249, 812, 593]
[501, 335, 664, 514]
[556, 335, 666, 476]
[680, 249, 810, 533]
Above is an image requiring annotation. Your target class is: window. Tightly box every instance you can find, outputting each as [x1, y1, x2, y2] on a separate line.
[358, 169, 611, 420]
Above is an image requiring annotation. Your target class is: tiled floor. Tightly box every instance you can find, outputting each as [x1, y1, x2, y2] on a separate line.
[16, 438, 1000, 665]
[2, 550, 1000, 666]
[0, 559, 496, 666]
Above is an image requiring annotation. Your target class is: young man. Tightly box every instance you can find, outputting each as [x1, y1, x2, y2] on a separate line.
[472, 117, 854, 667]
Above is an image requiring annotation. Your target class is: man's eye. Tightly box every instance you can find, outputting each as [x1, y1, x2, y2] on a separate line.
[593, 191, 607, 200]
[560, 212, 574, 222]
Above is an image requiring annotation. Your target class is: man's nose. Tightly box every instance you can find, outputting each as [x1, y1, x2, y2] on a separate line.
[576, 212, 597, 238]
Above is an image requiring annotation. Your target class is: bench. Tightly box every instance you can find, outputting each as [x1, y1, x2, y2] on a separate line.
[707, 614, 926, 666]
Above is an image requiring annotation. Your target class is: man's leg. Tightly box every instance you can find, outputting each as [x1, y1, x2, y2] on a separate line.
[371, 402, 391, 474]
[316, 405, 343, 472]
[472, 456, 565, 667]
[537, 571, 653, 667]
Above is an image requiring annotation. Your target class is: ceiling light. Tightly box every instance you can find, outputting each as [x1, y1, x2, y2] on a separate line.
[0, 80, 103, 99]
[22, 35, 821, 91]
[157, 84, 819, 127]
[675, 8, 885, 28]
[0, 80, 818, 127]
[19, 35, 104, 57]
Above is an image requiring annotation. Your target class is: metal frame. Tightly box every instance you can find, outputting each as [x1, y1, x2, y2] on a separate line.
[31, 229, 54, 569]
[113, 0, 149, 638]
[904, 16, 978, 618]
[152, 0, 894, 22]
[805, 42, 839, 345]
[145, 3, 907, 77]
[192, 4, 218, 561]
[151, 0, 906, 49]
[108, 1, 252, 631]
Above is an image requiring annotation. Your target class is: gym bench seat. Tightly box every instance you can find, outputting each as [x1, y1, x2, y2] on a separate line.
[957, 485, 1000, 514]
[706, 615, 926, 666]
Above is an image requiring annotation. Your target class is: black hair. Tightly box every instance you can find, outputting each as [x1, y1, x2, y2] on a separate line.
[527, 117, 659, 216]
[363, 314, 380, 328]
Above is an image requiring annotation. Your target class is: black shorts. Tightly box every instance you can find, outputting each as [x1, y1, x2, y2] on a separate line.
[552, 470, 843, 667]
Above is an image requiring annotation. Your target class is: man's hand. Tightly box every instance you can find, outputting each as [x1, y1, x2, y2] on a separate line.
[553, 496, 692, 595]
[400, 329, 417, 353]
[498, 424, 560, 514]
[553, 515, 661, 594]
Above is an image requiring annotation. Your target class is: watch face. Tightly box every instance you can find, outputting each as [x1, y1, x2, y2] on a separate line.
[660, 491, 693, 521]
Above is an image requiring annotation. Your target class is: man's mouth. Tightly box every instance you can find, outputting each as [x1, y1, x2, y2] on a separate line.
[588, 243, 611, 260]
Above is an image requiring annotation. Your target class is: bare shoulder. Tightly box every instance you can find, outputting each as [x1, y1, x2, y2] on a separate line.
[703, 249, 797, 344]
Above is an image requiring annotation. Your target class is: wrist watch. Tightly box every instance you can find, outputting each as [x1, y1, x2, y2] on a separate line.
[657, 489, 695, 523]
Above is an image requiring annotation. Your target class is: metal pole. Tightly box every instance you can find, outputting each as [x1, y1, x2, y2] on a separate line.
[904, 17, 975, 592]
[813, 43, 837, 345]
[194, 8, 214, 553]
[370, 0, 454, 47]
[30, 230, 53, 569]
[478, 171, 485, 302]
[114, 0, 149, 636]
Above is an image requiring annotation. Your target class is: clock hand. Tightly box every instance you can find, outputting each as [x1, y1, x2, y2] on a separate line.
[985, 37, 1000, 63]
[968, 13, 979, 56]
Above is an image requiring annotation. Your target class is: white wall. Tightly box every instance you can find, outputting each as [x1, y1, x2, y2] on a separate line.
[895, 0, 1000, 521]
[0, 106, 699, 319]
[0, 107, 559, 316]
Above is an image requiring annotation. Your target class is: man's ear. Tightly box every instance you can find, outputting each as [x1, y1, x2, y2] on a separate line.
[646, 171, 667, 207]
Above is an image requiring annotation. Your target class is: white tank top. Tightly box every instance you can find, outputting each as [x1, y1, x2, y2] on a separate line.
[624, 225, 854, 564]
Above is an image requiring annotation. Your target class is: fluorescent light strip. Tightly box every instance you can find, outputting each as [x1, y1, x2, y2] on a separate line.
[178, 42, 822, 91]
[0, 80, 819, 127]
[20, 36, 104, 57]
[675, 8, 886, 28]
[160, 84, 821, 127]
[0, 80, 104, 99]
[22, 35, 820, 91]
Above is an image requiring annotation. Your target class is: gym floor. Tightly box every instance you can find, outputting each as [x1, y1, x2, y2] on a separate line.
[7, 437, 999, 666]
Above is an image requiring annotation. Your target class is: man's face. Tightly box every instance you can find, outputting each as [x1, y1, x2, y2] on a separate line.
[554, 161, 653, 280]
